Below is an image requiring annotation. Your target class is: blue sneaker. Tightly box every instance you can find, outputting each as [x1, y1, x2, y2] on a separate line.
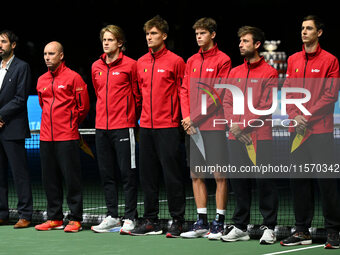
[208, 220, 224, 240]
[180, 219, 209, 238]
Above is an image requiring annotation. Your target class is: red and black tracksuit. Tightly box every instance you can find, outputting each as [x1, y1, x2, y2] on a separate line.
[223, 57, 279, 230]
[37, 62, 90, 221]
[180, 44, 231, 172]
[91, 52, 141, 220]
[137, 46, 186, 221]
[284, 44, 340, 233]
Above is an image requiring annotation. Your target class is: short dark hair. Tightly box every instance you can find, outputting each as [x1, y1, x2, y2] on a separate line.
[238, 26, 265, 51]
[143, 15, 169, 34]
[303, 15, 324, 31]
[192, 17, 217, 34]
[0, 30, 18, 44]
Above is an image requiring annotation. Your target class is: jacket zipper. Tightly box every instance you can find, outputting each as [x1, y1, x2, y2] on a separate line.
[303, 53, 308, 88]
[105, 65, 110, 130]
[150, 54, 156, 128]
[70, 110, 73, 128]
[50, 76, 55, 141]
[126, 96, 129, 122]
[239, 64, 251, 121]
[197, 53, 205, 102]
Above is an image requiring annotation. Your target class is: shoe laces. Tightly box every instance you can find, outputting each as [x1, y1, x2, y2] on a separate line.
[328, 232, 340, 241]
[210, 220, 224, 233]
[191, 219, 208, 231]
[68, 221, 80, 226]
[260, 225, 269, 231]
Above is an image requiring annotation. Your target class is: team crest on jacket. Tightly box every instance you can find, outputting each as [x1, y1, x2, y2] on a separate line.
[99, 72, 102, 76]
[144, 69, 147, 72]
[295, 68, 299, 72]
[193, 68, 196, 72]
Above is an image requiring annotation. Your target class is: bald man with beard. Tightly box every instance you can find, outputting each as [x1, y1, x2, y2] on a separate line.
[35, 41, 90, 233]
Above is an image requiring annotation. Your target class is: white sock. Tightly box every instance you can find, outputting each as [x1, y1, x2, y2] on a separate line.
[216, 209, 226, 215]
[197, 208, 207, 214]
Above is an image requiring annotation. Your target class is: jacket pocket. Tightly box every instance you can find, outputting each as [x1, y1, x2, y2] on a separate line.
[78, 93, 82, 106]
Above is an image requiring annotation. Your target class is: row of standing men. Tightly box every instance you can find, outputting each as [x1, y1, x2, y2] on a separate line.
[0, 15, 339, 248]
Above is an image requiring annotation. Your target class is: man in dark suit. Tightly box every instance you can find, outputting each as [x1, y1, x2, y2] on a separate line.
[0, 30, 33, 228]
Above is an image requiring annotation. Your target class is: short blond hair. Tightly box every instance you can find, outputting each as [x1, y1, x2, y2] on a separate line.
[100, 25, 126, 50]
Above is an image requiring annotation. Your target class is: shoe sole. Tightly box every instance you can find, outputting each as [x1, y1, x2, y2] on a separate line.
[35, 226, 64, 231]
[324, 244, 340, 249]
[130, 230, 163, 236]
[120, 230, 131, 235]
[91, 226, 121, 233]
[280, 240, 312, 246]
[166, 233, 180, 238]
[221, 236, 250, 242]
[260, 239, 276, 245]
[208, 236, 222, 240]
[180, 230, 209, 239]
[64, 227, 82, 233]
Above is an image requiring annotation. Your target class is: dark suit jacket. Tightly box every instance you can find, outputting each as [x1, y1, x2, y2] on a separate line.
[0, 56, 31, 140]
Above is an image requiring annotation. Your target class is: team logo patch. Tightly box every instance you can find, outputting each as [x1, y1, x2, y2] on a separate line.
[43, 88, 47, 91]
[193, 68, 196, 72]
[295, 68, 299, 72]
[144, 69, 147, 72]
[99, 72, 102, 76]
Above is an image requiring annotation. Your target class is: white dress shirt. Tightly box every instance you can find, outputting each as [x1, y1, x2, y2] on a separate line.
[0, 55, 15, 90]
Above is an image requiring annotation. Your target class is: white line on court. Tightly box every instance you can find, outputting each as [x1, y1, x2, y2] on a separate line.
[262, 245, 324, 255]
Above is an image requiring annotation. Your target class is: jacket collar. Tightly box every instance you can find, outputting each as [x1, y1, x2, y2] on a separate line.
[149, 45, 168, 59]
[198, 43, 219, 57]
[49, 61, 66, 77]
[302, 43, 322, 60]
[100, 51, 123, 67]
[244, 56, 265, 69]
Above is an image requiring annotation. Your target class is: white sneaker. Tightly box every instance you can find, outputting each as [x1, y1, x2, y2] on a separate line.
[91, 216, 121, 233]
[260, 226, 276, 244]
[221, 226, 250, 242]
[181, 229, 209, 238]
[120, 219, 136, 235]
[180, 220, 209, 238]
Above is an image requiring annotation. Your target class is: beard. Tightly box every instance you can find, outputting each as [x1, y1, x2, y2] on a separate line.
[0, 49, 11, 59]
[240, 49, 256, 59]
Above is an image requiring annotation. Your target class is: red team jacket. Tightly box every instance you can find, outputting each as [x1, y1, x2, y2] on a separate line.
[224, 57, 278, 140]
[37, 62, 90, 141]
[180, 44, 231, 130]
[284, 44, 340, 134]
[91, 52, 142, 130]
[137, 46, 185, 128]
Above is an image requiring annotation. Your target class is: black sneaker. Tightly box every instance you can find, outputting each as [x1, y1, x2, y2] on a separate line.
[324, 232, 340, 249]
[130, 219, 162, 236]
[166, 219, 183, 238]
[280, 231, 312, 246]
